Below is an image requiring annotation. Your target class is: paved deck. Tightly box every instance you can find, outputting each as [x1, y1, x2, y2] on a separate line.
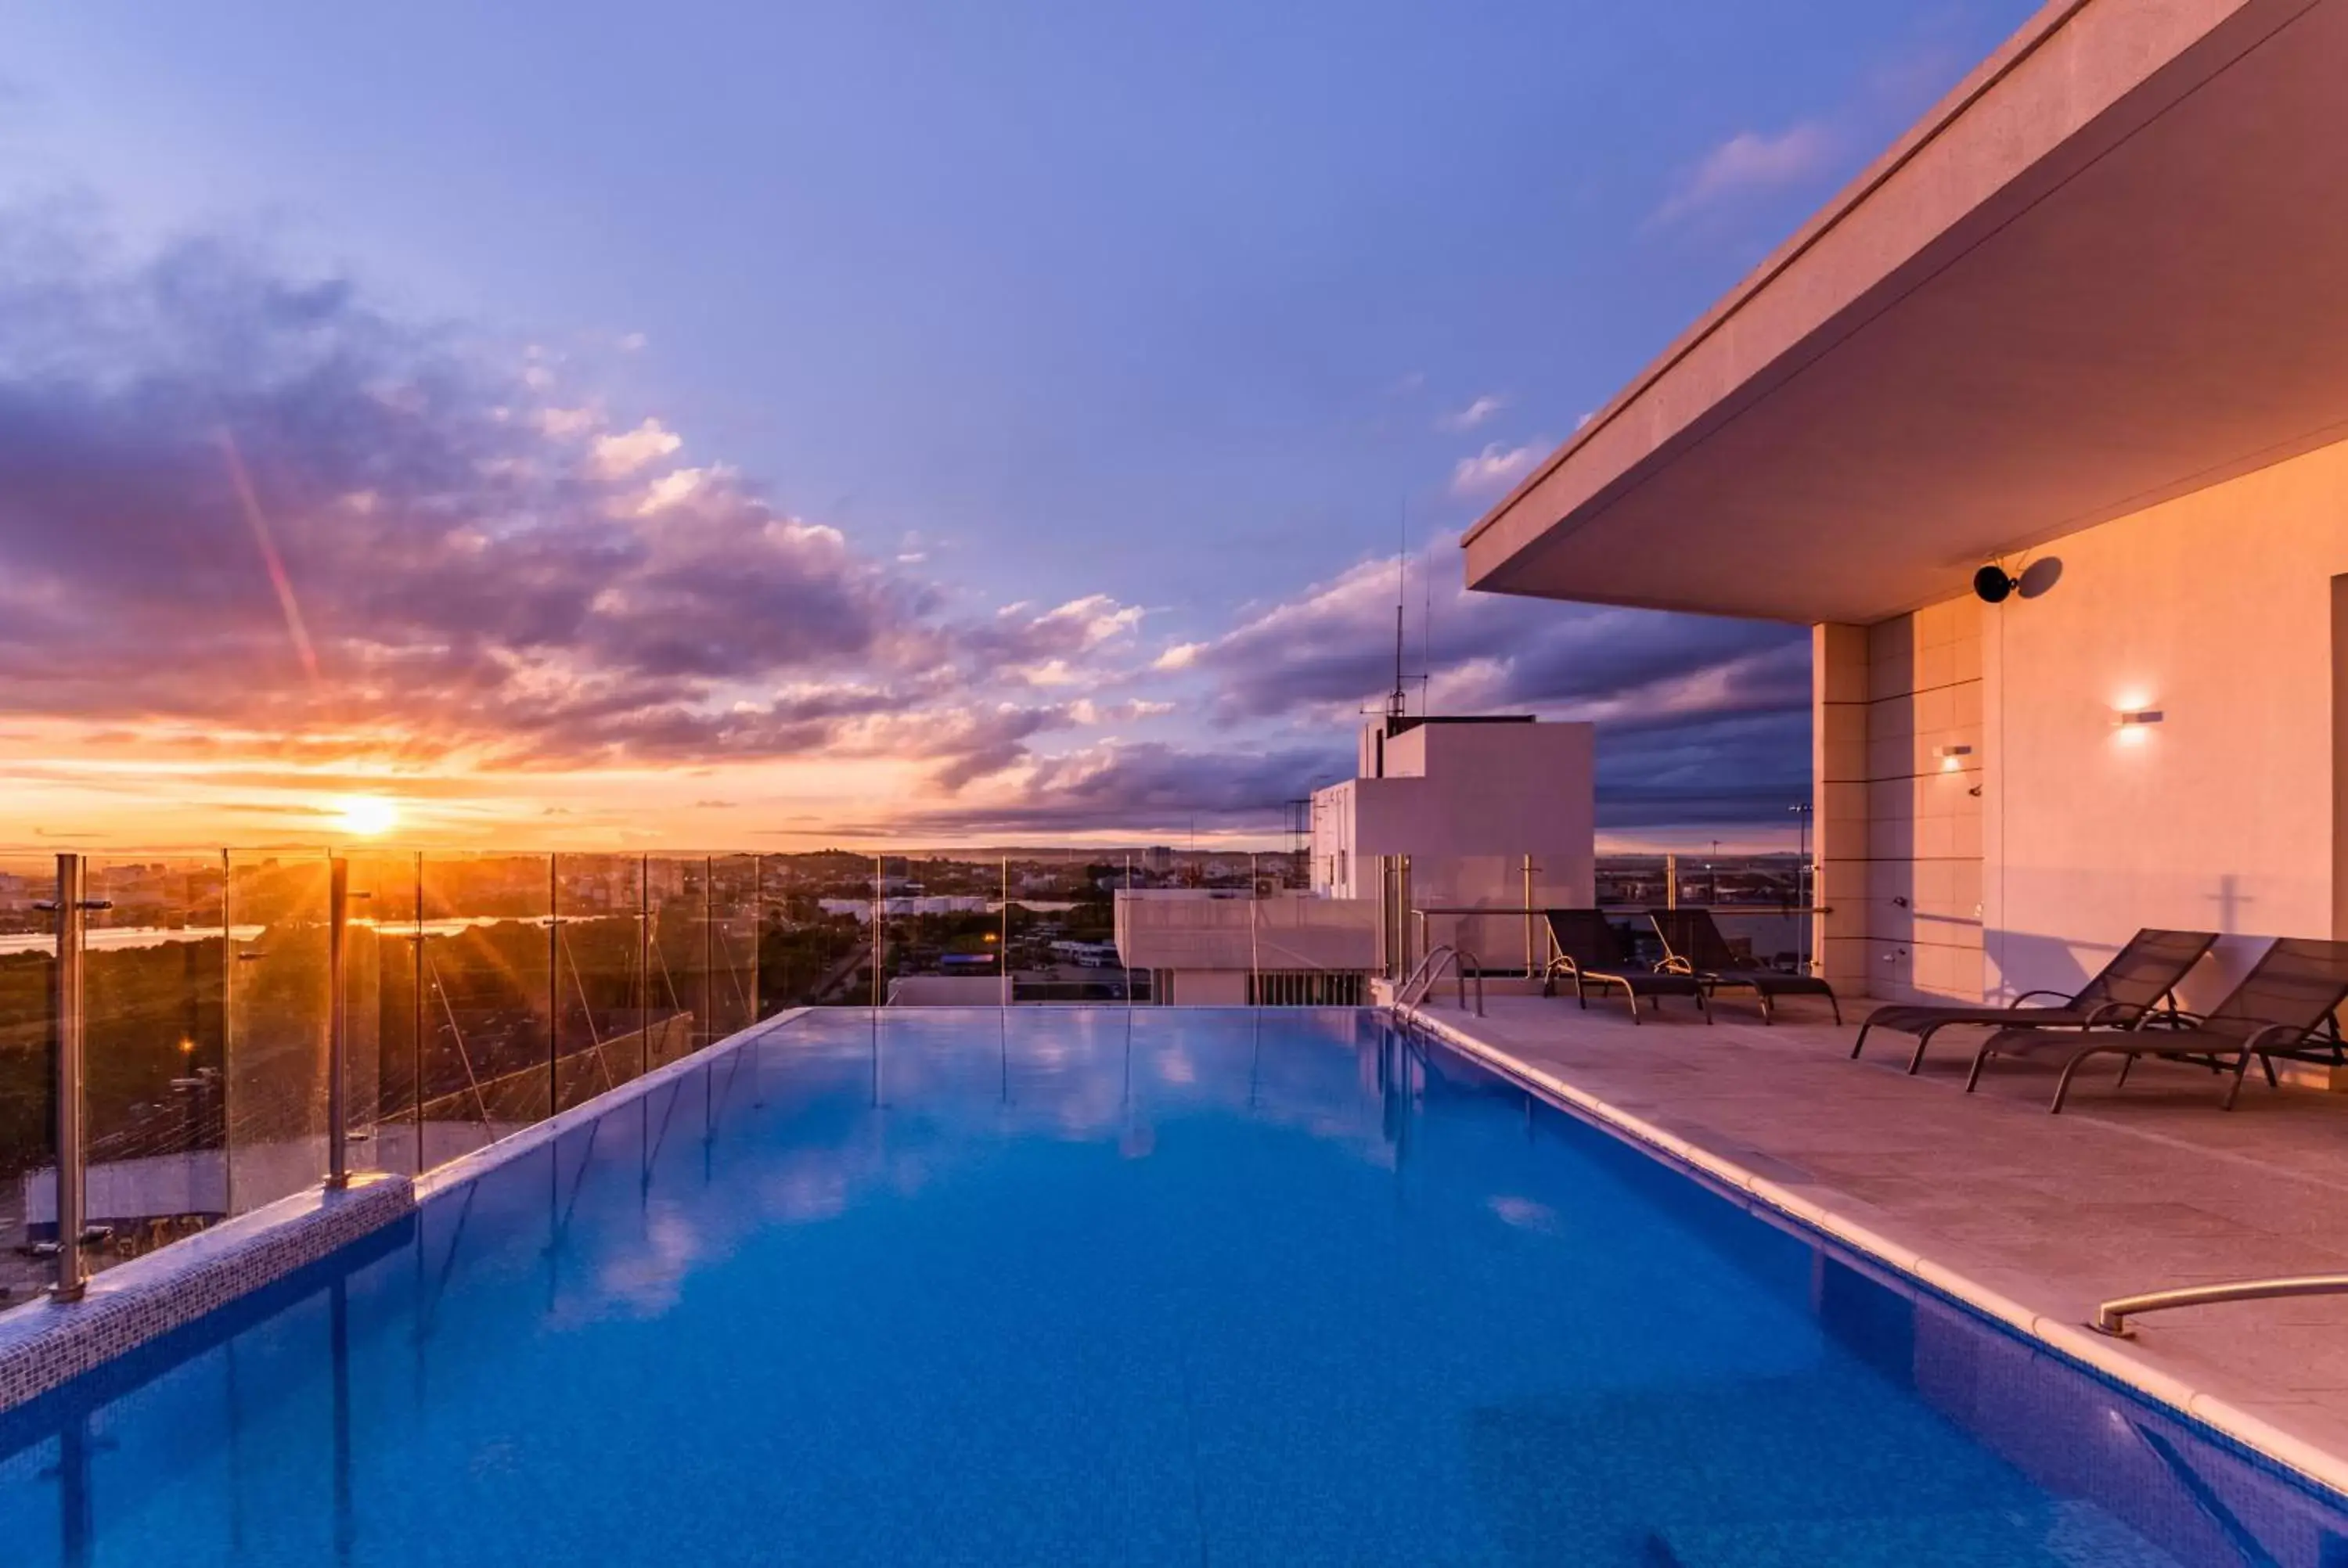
[1406, 990, 2348, 1488]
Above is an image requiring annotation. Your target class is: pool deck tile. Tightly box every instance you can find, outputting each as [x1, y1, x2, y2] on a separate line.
[1402, 993, 2348, 1494]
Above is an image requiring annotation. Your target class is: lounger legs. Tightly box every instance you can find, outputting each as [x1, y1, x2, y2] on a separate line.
[2048, 1049, 2098, 1113]
[1964, 1045, 1993, 1094]
[2221, 1050, 2255, 1111]
[1827, 994, 1842, 1026]
[1905, 1023, 1943, 1076]
[1851, 1022, 1872, 1060]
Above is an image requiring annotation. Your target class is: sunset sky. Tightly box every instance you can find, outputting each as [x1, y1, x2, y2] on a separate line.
[0, 1, 2037, 851]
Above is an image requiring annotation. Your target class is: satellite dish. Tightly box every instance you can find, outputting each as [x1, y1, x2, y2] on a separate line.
[1973, 564, 2018, 604]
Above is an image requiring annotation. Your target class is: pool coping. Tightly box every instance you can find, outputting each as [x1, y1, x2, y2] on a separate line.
[0, 1171, 414, 1414]
[0, 1008, 809, 1415]
[409, 1006, 810, 1207]
[1392, 1002, 2348, 1504]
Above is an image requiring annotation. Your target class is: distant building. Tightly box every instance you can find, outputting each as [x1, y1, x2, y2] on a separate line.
[1141, 846, 1174, 874]
[819, 895, 990, 922]
[1311, 716, 1595, 975]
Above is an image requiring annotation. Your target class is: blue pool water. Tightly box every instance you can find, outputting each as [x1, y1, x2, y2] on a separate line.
[3, 1008, 2344, 1566]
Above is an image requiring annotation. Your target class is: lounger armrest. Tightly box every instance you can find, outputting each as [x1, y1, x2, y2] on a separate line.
[2009, 989, 2073, 1008]
[1657, 955, 1694, 976]
[2146, 1009, 2211, 1031]
[2083, 1000, 2151, 1027]
[2245, 1023, 2317, 1055]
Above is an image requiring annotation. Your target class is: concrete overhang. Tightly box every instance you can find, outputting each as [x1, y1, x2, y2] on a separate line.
[1464, 0, 2348, 625]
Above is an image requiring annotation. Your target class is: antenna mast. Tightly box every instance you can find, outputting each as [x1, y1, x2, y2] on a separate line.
[1387, 598, 1407, 722]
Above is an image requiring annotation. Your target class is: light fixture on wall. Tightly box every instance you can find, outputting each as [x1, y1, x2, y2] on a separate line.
[1936, 743, 1973, 772]
[2113, 704, 2163, 746]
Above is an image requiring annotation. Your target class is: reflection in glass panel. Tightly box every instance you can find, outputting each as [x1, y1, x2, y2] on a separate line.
[645, 857, 704, 1069]
[708, 854, 760, 1041]
[0, 854, 58, 1305]
[225, 851, 333, 1214]
[752, 852, 868, 1010]
[877, 849, 1021, 1009]
[74, 854, 230, 1276]
[416, 854, 553, 1171]
[553, 854, 646, 1111]
[347, 853, 421, 1176]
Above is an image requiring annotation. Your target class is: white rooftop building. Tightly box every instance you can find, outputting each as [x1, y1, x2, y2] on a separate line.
[1312, 716, 1596, 976]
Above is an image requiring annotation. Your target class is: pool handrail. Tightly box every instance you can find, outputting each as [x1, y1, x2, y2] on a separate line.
[2094, 1273, 2348, 1337]
[1395, 945, 1485, 1016]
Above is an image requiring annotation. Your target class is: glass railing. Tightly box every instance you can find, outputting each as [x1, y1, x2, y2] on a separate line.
[0, 850, 812, 1300]
[0, 842, 1810, 1301]
[1406, 851, 1822, 979]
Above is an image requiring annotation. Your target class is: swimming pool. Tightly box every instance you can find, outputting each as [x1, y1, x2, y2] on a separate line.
[2, 1008, 2342, 1565]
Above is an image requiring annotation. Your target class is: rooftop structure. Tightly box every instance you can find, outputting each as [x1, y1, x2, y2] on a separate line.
[1464, 0, 2348, 1014]
[1312, 715, 1596, 973]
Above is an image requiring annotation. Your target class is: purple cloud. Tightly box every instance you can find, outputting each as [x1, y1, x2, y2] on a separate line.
[0, 214, 1150, 794]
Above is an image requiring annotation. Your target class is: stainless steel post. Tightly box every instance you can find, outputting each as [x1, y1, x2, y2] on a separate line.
[1665, 852, 1679, 912]
[1396, 854, 1413, 981]
[638, 854, 651, 1078]
[546, 854, 560, 1116]
[703, 854, 715, 1048]
[1522, 853, 1536, 978]
[327, 856, 351, 1189]
[51, 854, 89, 1300]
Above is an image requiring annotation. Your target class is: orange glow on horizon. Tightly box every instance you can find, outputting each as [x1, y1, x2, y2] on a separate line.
[333, 795, 401, 836]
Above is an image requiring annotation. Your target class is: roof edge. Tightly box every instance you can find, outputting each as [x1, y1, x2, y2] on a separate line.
[1458, 0, 2098, 553]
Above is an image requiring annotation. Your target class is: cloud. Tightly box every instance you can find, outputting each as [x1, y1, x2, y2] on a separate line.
[0, 211, 1143, 801]
[536, 406, 599, 438]
[1437, 394, 1504, 432]
[0, 205, 1816, 845]
[591, 416, 682, 477]
[1159, 535, 1809, 833]
[1653, 121, 1839, 225]
[890, 740, 1346, 837]
[1449, 441, 1545, 498]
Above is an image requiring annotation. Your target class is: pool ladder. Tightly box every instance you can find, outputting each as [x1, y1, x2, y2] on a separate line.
[1395, 945, 1485, 1017]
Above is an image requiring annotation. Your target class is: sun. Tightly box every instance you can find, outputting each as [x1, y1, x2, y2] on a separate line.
[333, 795, 400, 836]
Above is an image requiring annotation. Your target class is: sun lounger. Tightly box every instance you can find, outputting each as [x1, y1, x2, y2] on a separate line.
[1853, 928, 2215, 1073]
[1648, 909, 1841, 1024]
[1964, 936, 2348, 1113]
[1542, 910, 1710, 1023]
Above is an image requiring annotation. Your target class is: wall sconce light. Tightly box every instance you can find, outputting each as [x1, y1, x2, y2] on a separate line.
[1936, 743, 1973, 772]
[2116, 709, 2163, 726]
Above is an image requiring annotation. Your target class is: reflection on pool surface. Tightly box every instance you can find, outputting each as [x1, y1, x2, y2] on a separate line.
[2, 1008, 2343, 1565]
